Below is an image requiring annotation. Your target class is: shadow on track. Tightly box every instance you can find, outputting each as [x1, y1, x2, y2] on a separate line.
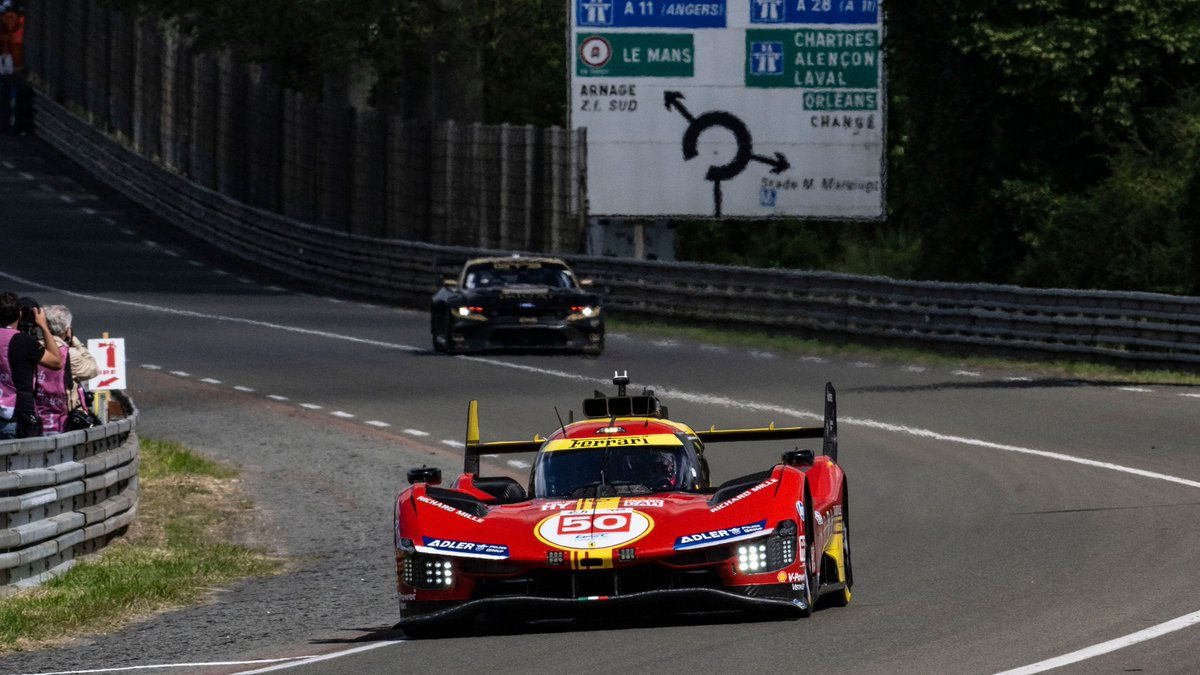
[308, 607, 829, 644]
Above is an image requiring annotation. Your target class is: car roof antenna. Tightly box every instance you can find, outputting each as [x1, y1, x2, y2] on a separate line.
[554, 406, 568, 437]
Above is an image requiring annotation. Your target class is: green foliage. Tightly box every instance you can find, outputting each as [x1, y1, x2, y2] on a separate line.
[1011, 92, 1200, 293]
[0, 439, 274, 652]
[97, 0, 1200, 292]
[139, 437, 236, 479]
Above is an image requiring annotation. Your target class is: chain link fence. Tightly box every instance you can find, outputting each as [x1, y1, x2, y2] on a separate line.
[24, 0, 586, 253]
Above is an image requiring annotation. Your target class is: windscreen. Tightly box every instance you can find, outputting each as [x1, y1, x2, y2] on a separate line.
[534, 445, 693, 498]
[463, 262, 574, 290]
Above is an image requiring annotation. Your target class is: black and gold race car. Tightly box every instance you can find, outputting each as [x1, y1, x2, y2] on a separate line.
[430, 256, 604, 354]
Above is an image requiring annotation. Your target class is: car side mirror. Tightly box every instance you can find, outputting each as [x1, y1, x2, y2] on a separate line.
[407, 466, 443, 485]
[782, 449, 814, 467]
[443, 278, 459, 289]
[579, 278, 594, 287]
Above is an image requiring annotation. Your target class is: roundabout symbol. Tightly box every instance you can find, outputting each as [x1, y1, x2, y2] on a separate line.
[664, 91, 789, 216]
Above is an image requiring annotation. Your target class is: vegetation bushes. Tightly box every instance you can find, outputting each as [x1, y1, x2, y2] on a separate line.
[101, 0, 1200, 293]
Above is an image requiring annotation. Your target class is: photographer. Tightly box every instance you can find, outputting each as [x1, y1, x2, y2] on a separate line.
[0, 292, 62, 439]
[37, 305, 97, 433]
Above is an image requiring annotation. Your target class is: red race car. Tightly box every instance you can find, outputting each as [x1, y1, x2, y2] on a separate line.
[394, 374, 851, 632]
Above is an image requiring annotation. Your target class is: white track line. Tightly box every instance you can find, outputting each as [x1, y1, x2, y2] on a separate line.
[1, 160, 13, 169]
[5, 269, 1199, 673]
[187, 260, 204, 267]
[799, 356, 827, 364]
[1117, 386, 1151, 393]
[169, 370, 190, 377]
[852, 361, 875, 368]
[331, 410, 354, 418]
[81, 207, 97, 215]
[1005, 376, 1033, 382]
[200, 378, 222, 384]
[441, 440, 465, 448]
[951, 369, 982, 377]
[120, 228, 134, 235]
[1180, 393, 1200, 399]
[365, 420, 390, 428]
[234, 640, 403, 673]
[995, 609, 1200, 674]
[299, 403, 322, 410]
[234, 385, 256, 393]
[403, 429, 430, 437]
[19, 171, 35, 180]
[748, 350, 776, 359]
[267, 395, 289, 401]
[26, 656, 318, 675]
[506, 459, 531, 469]
[140, 364, 162, 370]
[902, 365, 926, 373]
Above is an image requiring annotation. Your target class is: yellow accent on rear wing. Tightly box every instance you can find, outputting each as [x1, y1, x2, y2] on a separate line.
[463, 400, 544, 474]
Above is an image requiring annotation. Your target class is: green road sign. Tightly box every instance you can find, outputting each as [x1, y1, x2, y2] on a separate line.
[745, 29, 879, 90]
[577, 32, 695, 78]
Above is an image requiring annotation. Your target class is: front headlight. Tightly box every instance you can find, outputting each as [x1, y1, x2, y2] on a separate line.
[402, 555, 455, 588]
[736, 521, 797, 574]
[737, 542, 769, 572]
[453, 306, 487, 321]
[568, 305, 601, 320]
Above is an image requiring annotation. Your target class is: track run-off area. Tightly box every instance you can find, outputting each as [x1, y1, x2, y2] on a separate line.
[4, 134, 1200, 674]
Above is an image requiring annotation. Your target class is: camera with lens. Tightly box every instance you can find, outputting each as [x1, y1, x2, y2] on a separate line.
[16, 298, 40, 337]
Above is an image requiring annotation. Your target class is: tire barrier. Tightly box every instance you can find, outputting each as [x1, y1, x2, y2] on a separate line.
[31, 92, 1200, 370]
[1, 394, 137, 594]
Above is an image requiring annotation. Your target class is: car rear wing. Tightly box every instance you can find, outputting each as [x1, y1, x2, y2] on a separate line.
[695, 382, 838, 463]
[462, 400, 544, 474]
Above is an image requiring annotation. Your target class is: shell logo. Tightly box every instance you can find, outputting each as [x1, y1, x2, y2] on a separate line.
[776, 570, 787, 583]
[535, 508, 654, 550]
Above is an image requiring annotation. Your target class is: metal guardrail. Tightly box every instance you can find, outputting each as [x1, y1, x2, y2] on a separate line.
[32, 92, 1200, 369]
[1, 394, 138, 593]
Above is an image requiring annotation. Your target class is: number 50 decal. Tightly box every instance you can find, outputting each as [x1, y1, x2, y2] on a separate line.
[557, 512, 632, 535]
[537, 509, 654, 550]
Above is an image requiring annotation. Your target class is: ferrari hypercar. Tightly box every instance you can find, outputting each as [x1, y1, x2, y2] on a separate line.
[393, 374, 852, 631]
[430, 256, 604, 354]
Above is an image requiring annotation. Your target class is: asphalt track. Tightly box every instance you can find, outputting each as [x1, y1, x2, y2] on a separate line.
[4, 134, 1200, 674]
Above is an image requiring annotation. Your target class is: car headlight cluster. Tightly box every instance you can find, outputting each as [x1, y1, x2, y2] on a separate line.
[454, 306, 487, 320]
[737, 542, 769, 572]
[568, 305, 601, 320]
[401, 555, 455, 589]
[736, 521, 799, 574]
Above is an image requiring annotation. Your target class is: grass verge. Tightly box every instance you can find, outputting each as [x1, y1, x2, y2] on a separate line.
[610, 317, 1200, 386]
[0, 438, 280, 652]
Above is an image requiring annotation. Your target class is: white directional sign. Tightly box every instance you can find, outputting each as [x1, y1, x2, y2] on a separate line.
[569, 0, 885, 219]
[87, 338, 127, 391]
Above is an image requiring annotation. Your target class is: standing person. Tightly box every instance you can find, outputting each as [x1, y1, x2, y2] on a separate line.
[0, 293, 62, 439]
[37, 305, 94, 434]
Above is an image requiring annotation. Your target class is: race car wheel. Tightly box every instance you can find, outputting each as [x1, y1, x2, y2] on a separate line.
[797, 487, 818, 617]
[431, 331, 445, 353]
[827, 479, 853, 607]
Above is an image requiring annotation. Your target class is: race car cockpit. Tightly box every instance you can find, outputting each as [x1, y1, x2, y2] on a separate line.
[533, 438, 704, 498]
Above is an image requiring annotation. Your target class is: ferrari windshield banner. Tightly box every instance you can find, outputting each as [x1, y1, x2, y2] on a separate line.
[569, 0, 885, 219]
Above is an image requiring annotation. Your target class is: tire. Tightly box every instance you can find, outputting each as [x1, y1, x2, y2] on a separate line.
[827, 480, 853, 607]
[797, 487, 818, 617]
